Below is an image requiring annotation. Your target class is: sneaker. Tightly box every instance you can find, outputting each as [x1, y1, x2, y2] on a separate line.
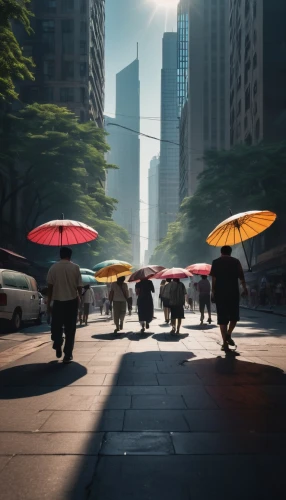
[226, 335, 235, 347]
[208, 318, 212, 324]
[146, 323, 150, 329]
[63, 355, 73, 364]
[56, 347, 62, 359]
[200, 320, 203, 325]
[141, 328, 145, 334]
[170, 328, 176, 335]
[114, 328, 119, 334]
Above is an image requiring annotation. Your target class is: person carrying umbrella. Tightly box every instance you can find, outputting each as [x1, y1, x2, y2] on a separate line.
[161, 278, 172, 323]
[47, 247, 82, 363]
[109, 276, 129, 334]
[82, 284, 95, 326]
[169, 279, 187, 335]
[135, 279, 155, 333]
[210, 245, 248, 351]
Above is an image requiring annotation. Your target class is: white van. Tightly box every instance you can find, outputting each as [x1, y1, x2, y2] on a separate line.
[0, 269, 41, 331]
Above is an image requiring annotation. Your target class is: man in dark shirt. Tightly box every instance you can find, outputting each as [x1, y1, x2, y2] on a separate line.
[210, 245, 248, 351]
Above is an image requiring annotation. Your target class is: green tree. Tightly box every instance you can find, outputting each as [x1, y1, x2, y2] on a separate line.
[0, 103, 131, 265]
[0, 0, 34, 102]
[153, 143, 286, 266]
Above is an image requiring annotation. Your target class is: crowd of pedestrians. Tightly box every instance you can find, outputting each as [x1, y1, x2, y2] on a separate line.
[46, 245, 249, 362]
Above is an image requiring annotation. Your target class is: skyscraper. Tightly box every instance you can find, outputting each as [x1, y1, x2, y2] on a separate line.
[230, 0, 286, 146]
[106, 58, 140, 264]
[148, 156, 160, 261]
[158, 32, 179, 242]
[178, 0, 230, 201]
[14, 0, 105, 126]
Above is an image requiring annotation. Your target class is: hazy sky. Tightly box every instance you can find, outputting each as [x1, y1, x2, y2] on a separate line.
[105, 0, 178, 260]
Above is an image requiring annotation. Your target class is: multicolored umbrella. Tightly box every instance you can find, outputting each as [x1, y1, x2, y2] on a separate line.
[128, 265, 165, 282]
[186, 263, 211, 276]
[93, 259, 132, 272]
[154, 267, 193, 280]
[95, 264, 132, 283]
[27, 218, 98, 246]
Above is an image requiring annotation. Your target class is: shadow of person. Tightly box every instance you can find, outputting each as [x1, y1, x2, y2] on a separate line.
[0, 362, 87, 399]
[184, 324, 217, 331]
[152, 333, 189, 342]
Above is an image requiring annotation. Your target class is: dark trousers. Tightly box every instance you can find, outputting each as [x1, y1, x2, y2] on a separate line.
[199, 294, 211, 318]
[51, 299, 78, 357]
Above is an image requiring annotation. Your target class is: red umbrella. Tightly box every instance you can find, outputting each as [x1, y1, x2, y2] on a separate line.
[154, 267, 193, 280]
[186, 263, 211, 276]
[27, 219, 98, 246]
[128, 265, 165, 282]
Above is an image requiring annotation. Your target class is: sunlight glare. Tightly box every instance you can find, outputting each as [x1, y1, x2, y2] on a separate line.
[148, 0, 179, 10]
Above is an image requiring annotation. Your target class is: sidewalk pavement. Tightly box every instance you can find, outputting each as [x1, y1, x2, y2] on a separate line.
[0, 310, 286, 500]
[242, 303, 286, 317]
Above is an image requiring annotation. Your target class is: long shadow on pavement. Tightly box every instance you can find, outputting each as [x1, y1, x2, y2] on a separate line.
[0, 362, 87, 398]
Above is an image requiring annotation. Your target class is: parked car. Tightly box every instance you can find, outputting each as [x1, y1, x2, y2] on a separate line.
[0, 269, 41, 331]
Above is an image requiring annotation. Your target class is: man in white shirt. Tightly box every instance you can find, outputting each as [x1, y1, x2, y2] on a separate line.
[82, 285, 95, 325]
[47, 247, 82, 363]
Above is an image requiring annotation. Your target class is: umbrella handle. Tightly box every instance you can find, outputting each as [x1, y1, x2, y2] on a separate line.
[238, 226, 252, 272]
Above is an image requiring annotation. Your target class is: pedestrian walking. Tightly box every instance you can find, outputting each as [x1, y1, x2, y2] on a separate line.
[197, 276, 211, 325]
[186, 281, 194, 312]
[82, 285, 95, 326]
[161, 278, 172, 323]
[135, 279, 155, 333]
[210, 245, 248, 351]
[47, 247, 82, 363]
[109, 276, 129, 334]
[159, 280, 166, 309]
[169, 279, 187, 335]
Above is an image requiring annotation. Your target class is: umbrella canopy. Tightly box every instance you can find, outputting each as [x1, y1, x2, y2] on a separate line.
[206, 210, 276, 247]
[81, 274, 98, 286]
[80, 268, 96, 276]
[154, 267, 193, 280]
[93, 259, 132, 272]
[128, 265, 165, 282]
[95, 264, 132, 283]
[186, 263, 211, 276]
[27, 219, 98, 246]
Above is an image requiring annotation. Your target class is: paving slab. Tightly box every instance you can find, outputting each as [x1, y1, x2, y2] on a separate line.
[0, 455, 98, 500]
[157, 373, 203, 386]
[0, 432, 103, 455]
[40, 410, 124, 432]
[123, 409, 189, 431]
[100, 432, 174, 455]
[131, 394, 187, 409]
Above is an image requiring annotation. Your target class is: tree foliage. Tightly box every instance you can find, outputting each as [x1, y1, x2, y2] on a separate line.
[0, 0, 34, 102]
[152, 143, 286, 266]
[0, 103, 131, 266]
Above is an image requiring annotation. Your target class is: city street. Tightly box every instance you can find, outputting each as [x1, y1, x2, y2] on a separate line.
[0, 309, 286, 499]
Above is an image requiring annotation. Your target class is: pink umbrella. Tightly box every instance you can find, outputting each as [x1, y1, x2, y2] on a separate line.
[154, 267, 193, 280]
[186, 263, 211, 276]
[27, 218, 98, 246]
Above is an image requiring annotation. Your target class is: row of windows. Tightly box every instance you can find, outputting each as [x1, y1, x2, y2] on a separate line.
[41, 0, 86, 14]
[43, 61, 88, 80]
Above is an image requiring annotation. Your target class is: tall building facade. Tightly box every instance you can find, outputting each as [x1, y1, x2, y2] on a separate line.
[230, 0, 286, 146]
[148, 156, 160, 261]
[14, 0, 105, 126]
[178, 0, 230, 201]
[158, 32, 179, 242]
[106, 58, 140, 264]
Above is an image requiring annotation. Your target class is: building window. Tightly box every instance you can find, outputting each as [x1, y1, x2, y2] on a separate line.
[43, 86, 54, 102]
[62, 19, 74, 54]
[80, 87, 86, 103]
[43, 0, 56, 14]
[62, 60, 74, 80]
[80, 40, 87, 55]
[41, 20, 55, 53]
[80, 21, 87, 36]
[80, 0, 86, 13]
[60, 87, 74, 102]
[43, 60, 55, 80]
[61, 0, 74, 13]
[79, 62, 87, 77]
